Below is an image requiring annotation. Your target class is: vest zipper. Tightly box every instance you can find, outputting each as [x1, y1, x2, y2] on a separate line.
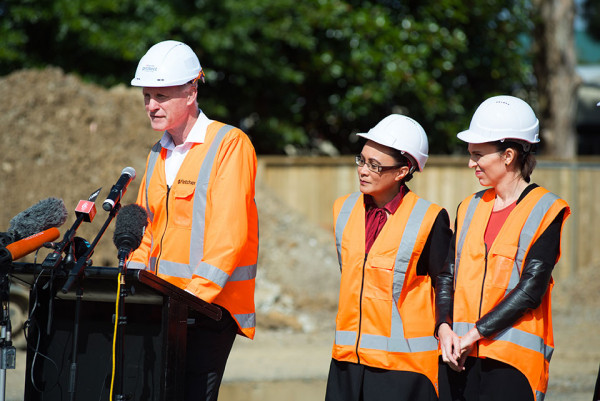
[356, 254, 368, 364]
[477, 243, 489, 357]
[155, 185, 170, 271]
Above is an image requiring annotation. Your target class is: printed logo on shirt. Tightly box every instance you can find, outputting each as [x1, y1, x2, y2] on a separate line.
[178, 179, 196, 185]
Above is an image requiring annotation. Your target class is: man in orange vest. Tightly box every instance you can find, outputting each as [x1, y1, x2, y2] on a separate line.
[438, 96, 570, 401]
[128, 40, 259, 401]
[325, 115, 454, 401]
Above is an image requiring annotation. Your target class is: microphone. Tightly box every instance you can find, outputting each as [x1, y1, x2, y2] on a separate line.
[103, 167, 136, 212]
[113, 204, 148, 260]
[0, 227, 60, 265]
[7, 198, 68, 241]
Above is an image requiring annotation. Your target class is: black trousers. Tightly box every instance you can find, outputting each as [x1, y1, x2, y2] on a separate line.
[325, 359, 438, 401]
[184, 306, 238, 401]
[438, 357, 534, 401]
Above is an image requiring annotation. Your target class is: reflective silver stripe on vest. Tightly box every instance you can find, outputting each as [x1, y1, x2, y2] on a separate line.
[361, 301, 439, 353]
[235, 313, 256, 329]
[149, 256, 157, 274]
[126, 261, 147, 270]
[455, 190, 487, 288]
[189, 125, 232, 266]
[335, 330, 357, 346]
[335, 192, 361, 269]
[452, 321, 475, 337]
[505, 192, 560, 295]
[453, 321, 554, 362]
[336, 197, 438, 353]
[393, 198, 432, 302]
[145, 141, 162, 223]
[536, 390, 545, 401]
[492, 326, 554, 362]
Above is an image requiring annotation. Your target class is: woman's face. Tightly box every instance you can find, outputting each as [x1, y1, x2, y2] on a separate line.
[467, 142, 506, 187]
[358, 140, 407, 205]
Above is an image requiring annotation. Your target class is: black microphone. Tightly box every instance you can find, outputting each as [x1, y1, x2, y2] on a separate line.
[102, 167, 136, 212]
[113, 204, 148, 260]
[7, 197, 68, 241]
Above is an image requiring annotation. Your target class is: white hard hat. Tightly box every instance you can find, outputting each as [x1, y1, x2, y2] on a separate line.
[458, 95, 540, 144]
[357, 114, 429, 171]
[131, 40, 203, 87]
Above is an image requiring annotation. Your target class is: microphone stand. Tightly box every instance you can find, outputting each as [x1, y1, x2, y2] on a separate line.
[0, 267, 16, 401]
[41, 211, 86, 335]
[59, 203, 121, 401]
[113, 249, 131, 401]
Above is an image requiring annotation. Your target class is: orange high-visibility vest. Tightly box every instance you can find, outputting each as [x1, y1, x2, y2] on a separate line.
[129, 122, 259, 339]
[453, 186, 570, 401]
[332, 191, 443, 393]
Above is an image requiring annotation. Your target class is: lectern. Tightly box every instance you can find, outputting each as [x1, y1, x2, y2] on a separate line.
[11, 263, 221, 401]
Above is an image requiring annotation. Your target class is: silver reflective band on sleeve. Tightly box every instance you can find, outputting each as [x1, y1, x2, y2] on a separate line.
[393, 198, 432, 301]
[455, 190, 486, 287]
[506, 192, 561, 295]
[536, 390, 546, 401]
[335, 192, 361, 269]
[235, 313, 256, 329]
[126, 261, 147, 270]
[492, 326, 554, 362]
[192, 261, 230, 288]
[335, 330, 357, 346]
[229, 264, 257, 281]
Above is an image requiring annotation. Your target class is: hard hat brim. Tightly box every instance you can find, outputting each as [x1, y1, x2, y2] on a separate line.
[457, 129, 490, 144]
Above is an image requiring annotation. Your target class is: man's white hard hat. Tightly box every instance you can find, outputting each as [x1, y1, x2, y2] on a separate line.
[457, 95, 540, 144]
[131, 40, 203, 87]
[357, 114, 429, 172]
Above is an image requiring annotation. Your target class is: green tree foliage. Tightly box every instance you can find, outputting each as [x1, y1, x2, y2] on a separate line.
[0, 0, 534, 154]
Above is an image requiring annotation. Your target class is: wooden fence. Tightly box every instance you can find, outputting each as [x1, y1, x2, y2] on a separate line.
[257, 155, 600, 280]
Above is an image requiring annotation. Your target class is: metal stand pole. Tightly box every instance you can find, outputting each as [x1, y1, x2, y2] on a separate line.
[0, 274, 16, 401]
[67, 285, 84, 401]
[113, 257, 130, 401]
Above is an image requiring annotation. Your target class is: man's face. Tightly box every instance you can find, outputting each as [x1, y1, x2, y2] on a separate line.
[142, 84, 195, 132]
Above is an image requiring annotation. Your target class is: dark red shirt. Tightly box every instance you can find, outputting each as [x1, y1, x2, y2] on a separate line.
[364, 185, 408, 253]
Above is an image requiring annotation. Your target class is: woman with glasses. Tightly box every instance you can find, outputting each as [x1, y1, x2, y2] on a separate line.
[325, 114, 455, 401]
[437, 96, 570, 401]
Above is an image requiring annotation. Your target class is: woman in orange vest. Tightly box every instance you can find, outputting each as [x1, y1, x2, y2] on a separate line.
[325, 114, 455, 401]
[438, 96, 570, 401]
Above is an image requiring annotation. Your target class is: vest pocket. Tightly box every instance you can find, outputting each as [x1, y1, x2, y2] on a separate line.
[363, 255, 394, 300]
[172, 184, 195, 227]
[488, 243, 518, 288]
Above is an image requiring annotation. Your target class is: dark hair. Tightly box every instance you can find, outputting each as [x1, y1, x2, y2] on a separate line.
[492, 140, 537, 183]
[389, 149, 415, 182]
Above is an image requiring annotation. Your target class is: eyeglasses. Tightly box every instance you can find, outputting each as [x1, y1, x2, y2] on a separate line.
[355, 155, 402, 173]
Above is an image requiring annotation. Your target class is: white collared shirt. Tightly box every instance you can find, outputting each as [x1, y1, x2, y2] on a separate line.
[160, 110, 213, 187]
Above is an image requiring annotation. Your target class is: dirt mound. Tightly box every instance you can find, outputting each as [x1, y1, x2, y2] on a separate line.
[0, 67, 339, 333]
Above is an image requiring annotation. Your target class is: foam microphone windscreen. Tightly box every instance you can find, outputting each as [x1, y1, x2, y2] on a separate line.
[8, 197, 68, 240]
[113, 204, 148, 252]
